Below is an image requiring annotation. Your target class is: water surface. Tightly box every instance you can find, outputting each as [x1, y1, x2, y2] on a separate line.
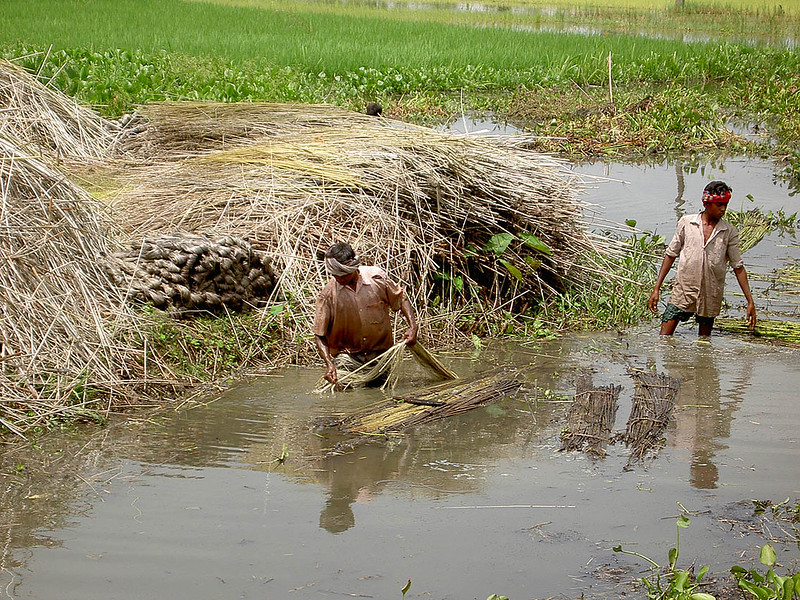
[1, 330, 798, 600]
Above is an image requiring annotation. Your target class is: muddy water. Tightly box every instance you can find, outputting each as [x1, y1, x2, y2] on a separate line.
[1, 331, 799, 600]
[1, 152, 798, 599]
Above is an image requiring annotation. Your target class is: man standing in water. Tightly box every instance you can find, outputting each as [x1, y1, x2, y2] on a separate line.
[648, 181, 756, 336]
[313, 242, 418, 385]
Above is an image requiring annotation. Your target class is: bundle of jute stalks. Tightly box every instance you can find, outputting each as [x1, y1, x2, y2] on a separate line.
[109, 232, 276, 312]
[560, 373, 621, 456]
[622, 370, 681, 466]
[319, 367, 521, 437]
[314, 341, 458, 394]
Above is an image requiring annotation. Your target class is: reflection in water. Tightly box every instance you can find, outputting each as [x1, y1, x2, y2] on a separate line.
[315, 443, 411, 533]
[663, 341, 753, 489]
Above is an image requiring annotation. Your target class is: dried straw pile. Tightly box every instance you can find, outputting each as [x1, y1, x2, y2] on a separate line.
[111, 102, 612, 344]
[0, 133, 149, 436]
[0, 59, 122, 161]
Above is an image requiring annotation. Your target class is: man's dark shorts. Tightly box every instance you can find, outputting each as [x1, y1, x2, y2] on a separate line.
[662, 303, 715, 328]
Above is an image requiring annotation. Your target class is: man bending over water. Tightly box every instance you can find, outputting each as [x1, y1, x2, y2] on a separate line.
[313, 242, 418, 385]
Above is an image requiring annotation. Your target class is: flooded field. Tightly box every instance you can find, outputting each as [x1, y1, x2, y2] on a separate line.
[2, 331, 799, 600]
[1, 154, 798, 600]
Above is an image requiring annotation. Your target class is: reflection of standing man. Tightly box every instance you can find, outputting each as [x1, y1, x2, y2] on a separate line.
[648, 181, 756, 336]
[667, 345, 750, 489]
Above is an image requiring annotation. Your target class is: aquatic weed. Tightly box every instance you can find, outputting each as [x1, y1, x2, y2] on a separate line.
[614, 512, 716, 600]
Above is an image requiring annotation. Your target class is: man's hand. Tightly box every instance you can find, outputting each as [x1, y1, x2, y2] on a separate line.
[745, 301, 756, 331]
[648, 288, 660, 313]
[402, 325, 418, 346]
[324, 363, 338, 384]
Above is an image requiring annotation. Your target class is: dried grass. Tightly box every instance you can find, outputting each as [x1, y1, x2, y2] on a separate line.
[0, 133, 157, 436]
[0, 58, 120, 161]
[107, 102, 621, 353]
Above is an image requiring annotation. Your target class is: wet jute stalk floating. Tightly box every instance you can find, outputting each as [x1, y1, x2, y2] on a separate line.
[725, 209, 773, 253]
[323, 367, 521, 435]
[716, 317, 800, 345]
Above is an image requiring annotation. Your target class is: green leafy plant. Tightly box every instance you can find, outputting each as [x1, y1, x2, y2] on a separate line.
[731, 544, 800, 600]
[614, 514, 715, 600]
[401, 579, 411, 599]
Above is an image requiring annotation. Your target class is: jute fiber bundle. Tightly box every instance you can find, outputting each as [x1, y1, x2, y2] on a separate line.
[320, 367, 521, 436]
[314, 341, 457, 393]
[110, 232, 276, 312]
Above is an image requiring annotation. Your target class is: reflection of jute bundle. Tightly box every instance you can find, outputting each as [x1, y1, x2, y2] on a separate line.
[110, 232, 276, 312]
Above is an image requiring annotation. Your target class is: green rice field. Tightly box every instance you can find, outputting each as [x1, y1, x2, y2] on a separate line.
[1, 0, 798, 160]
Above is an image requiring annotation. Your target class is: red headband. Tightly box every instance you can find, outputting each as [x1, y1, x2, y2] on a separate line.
[702, 190, 731, 204]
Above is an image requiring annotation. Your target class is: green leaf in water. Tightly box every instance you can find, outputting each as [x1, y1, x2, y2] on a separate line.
[760, 544, 777, 567]
[626, 219, 638, 227]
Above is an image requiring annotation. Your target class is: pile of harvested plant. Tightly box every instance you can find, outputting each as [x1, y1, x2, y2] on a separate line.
[0, 59, 121, 161]
[105, 102, 622, 345]
[110, 232, 276, 312]
[716, 317, 800, 345]
[0, 133, 147, 436]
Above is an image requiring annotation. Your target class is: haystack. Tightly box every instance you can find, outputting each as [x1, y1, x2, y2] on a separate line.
[0, 133, 148, 436]
[0, 58, 121, 161]
[106, 102, 617, 345]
